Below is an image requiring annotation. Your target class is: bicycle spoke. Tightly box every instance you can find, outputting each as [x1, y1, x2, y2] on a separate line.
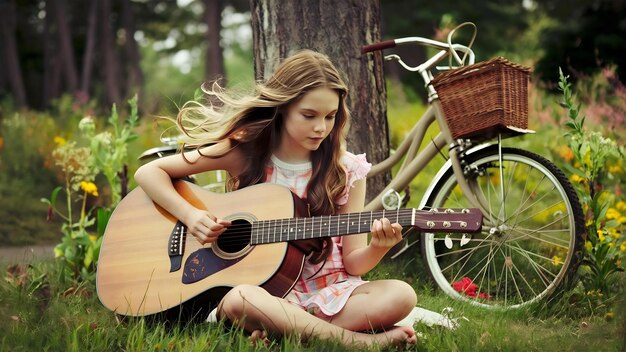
[508, 228, 571, 249]
[510, 199, 569, 228]
[504, 175, 557, 225]
[509, 251, 537, 301]
[434, 241, 497, 259]
[507, 242, 558, 287]
[505, 242, 561, 266]
[475, 242, 499, 298]
[438, 240, 492, 277]
[508, 162, 530, 226]
[422, 147, 583, 308]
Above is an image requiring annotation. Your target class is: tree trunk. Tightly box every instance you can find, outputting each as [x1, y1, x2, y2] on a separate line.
[203, 0, 226, 85]
[120, 0, 144, 97]
[80, 0, 99, 100]
[250, 0, 390, 201]
[52, 0, 79, 94]
[0, 0, 27, 107]
[100, 0, 122, 105]
[43, 0, 62, 105]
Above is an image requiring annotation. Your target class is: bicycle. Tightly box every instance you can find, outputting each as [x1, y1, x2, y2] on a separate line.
[137, 26, 585, 310]
[138, 137, 226, 192]
[359, 24, 585, 309]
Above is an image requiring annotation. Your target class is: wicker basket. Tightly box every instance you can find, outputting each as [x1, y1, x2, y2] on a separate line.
[431, 57, 532, 140]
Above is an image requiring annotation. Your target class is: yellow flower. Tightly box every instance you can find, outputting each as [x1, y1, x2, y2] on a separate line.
[585, 241, 593, 252]
[605, 208, 620, 220]
[608, 164, 622, 174]
[616, 201, 626, 211]
[53, 136, 66, 145]
[607, 227, 621, 239]
[619, 216, 626, 225]
[80, 181, 99, 197]
[570, 174, 585, 184]
[89, 234, 98, 242]
[620, 242, 626, 252]
[558, 145, 574, 162]
[552, 255, 563, 266]
[597, 230, 606, 242]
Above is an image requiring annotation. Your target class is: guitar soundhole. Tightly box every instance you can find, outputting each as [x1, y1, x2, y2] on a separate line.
[216, 219, 251, 254]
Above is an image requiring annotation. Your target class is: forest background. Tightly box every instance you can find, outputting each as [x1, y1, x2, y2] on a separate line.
[0, 0, 625, 350]
[1, 0, 624, 246]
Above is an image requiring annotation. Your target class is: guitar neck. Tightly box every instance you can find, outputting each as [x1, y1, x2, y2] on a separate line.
[250, 209, 415, 245]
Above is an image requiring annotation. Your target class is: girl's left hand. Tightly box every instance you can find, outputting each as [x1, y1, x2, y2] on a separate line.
[370, 218, 403, 249]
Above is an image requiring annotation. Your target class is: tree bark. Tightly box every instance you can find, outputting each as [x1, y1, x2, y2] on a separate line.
[0, 0, 27, 107]
[203, 0, 226, 84]
[52, 0, 79, 94]
[43, 0, 62, 104]
[250, 0, 390, 200]
[120, 0, 144, 97]
[100, 0, 122, 105]
[80, 0, 99, 99]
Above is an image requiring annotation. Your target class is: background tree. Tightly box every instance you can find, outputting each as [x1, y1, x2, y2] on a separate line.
[203, 0, 226, 84]
[533, 0, 626, 85]
[250, 0, 390, 199]
[380, 0, 529, 100]
[0, 0, 26, 107]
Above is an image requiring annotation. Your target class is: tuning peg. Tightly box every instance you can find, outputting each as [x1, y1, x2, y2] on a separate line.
[460, 234, 470, 246]
[444, 235, 453, 249]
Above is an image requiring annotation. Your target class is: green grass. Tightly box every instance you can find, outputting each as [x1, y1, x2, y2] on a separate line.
[1, 257, 623, 351]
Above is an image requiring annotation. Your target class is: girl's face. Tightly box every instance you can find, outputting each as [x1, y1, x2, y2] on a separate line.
[277, 87, 339, 162]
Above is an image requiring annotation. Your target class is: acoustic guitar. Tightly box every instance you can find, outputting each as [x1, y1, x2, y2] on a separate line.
[96, 180, 482, 318]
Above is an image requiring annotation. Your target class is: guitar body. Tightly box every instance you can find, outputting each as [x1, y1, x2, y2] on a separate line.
[96, 181, 307, 318]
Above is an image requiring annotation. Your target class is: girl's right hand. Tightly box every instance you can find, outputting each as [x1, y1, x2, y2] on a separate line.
[185, 209, 231, 245]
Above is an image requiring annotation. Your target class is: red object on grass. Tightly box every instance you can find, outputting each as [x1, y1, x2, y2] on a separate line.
[452, 277, 491, 299]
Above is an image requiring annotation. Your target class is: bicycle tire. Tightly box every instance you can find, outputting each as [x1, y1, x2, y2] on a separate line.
[420, 146, 585, 309]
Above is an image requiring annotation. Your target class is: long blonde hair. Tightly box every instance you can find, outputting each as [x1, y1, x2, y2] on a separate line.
[177, 50, 350, 216]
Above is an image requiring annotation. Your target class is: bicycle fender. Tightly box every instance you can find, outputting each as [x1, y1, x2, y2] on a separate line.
[418, 143, 495, 209]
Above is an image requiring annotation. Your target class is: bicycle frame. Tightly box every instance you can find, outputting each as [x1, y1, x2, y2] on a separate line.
[362, 32, 518, 232]
[364, 67, 489, 215]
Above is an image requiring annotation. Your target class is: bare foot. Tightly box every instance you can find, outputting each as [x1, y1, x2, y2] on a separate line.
[249, 329, 270, 348]
[352, 325, 417, 348]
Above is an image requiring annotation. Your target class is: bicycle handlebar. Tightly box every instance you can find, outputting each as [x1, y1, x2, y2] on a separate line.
[361, 39, 397, 54]
[362, 36, 474, 64]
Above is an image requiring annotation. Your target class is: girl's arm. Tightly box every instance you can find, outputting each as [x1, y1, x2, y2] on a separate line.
[340, 179, 403, 276]
[134, 140, 242, 244]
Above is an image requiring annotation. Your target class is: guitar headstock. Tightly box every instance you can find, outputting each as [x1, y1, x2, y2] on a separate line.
[412, 208, 483, 233]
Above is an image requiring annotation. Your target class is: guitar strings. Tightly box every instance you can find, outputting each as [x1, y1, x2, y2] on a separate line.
[178, 214, 476, 247]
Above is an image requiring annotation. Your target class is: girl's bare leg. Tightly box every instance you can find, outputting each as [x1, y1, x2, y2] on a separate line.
[218, 284, 417, 347]
[327, 279, 417, 331]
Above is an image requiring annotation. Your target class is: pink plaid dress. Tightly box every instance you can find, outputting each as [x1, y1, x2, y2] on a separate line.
[264, 152, 372, 317]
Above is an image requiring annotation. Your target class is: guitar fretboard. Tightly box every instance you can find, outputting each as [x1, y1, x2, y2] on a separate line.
[250, 209, 415, 245]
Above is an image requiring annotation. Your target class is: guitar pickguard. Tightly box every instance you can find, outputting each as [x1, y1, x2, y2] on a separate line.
[181, 248, 248, 284]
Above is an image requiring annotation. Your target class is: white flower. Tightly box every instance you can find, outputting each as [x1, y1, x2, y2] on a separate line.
[79, 116, 96, 135]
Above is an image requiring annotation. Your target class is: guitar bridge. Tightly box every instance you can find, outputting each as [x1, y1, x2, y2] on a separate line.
[168, 221, 186, 272]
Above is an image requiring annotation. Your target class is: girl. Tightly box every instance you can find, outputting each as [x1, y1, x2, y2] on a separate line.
[134, 50, 417, 348]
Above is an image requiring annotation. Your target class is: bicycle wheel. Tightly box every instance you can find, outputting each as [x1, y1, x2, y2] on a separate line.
[420, 146, 585, 308]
